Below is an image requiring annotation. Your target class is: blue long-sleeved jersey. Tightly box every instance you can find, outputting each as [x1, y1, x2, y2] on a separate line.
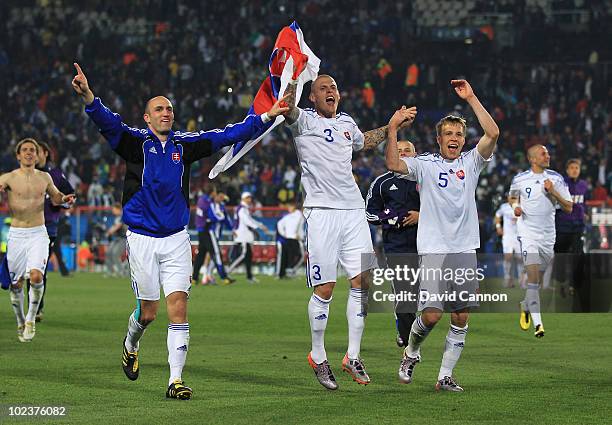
[207, 202, 233, 237]
[85, 97, 268, 237]
[365, 171, 420, 253]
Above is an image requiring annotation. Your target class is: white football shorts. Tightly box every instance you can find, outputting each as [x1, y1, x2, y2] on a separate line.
[417, 251, 480, 312]
[126, 229, 192, 301]
[502, 235, 521, 254]
[517, 236, 554, 272]
[303, 208, 377, 287]
[7, 225, 50, 285]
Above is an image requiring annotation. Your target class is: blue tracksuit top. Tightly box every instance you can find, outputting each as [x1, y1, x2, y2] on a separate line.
[366, 171, 420, 253]
[85, 97, 267, 237]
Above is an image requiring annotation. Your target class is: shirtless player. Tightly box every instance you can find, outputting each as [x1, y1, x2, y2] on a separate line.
[0, 138, 75, 342]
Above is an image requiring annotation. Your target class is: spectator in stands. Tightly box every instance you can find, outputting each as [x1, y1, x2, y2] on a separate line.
[0, 1, 609, 254]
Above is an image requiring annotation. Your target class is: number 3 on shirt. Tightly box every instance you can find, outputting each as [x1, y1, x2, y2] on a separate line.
[312, 265, 321, 280]
[438, 172, 449, 188]
[323, 129, 334, 143]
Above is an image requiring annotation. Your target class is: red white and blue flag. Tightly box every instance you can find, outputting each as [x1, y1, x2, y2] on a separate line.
[209, 21, 320, 178]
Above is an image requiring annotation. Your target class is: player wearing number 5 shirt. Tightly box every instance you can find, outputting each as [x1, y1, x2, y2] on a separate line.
[386, 80, 500, 392]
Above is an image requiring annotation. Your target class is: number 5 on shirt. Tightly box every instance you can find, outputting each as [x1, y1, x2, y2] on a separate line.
[438, 172, 449, 188]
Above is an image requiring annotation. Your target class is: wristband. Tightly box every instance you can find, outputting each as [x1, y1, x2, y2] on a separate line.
[511, 203, 520, 210]
[495, 223, 501, 229]
[261, 112, 271, 123]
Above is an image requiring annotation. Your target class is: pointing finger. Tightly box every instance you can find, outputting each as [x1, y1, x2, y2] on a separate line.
[74, 62, 84, 76]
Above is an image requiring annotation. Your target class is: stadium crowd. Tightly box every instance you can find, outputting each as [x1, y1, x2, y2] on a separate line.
[0, 0, 610, 220]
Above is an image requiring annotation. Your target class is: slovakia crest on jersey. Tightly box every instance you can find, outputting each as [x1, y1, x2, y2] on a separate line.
[172, 152, 181, 164]
[456, 170, 465, 180]
[344, 131, 351, 140]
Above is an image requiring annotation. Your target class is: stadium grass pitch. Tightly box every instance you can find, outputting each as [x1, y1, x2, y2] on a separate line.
[0, 273, 610, 424]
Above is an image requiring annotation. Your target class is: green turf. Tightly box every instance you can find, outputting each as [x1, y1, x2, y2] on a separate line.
[1, 273, 610, 425]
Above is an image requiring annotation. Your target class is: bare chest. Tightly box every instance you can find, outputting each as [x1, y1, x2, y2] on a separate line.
[8, 174, 47, 203]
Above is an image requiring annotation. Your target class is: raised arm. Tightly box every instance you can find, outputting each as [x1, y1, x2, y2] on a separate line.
[385, 106, 417, 174]
[72, 63, 146, 156]
[72, 62, 95, 105]
[363, 125, 390, 151]
[181, 94, 290, 163]
[363, 110, 417, 151]
[451, 80, 500, 159]
[281, 81, 300, 124]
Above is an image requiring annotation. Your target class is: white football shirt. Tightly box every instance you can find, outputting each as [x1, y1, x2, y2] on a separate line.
[495, 202, 518, 241]
[234, 202, 266, 243]
[277, 210, 304, 240]
[400, 147, 490, 254]
[509, 169, 572, 241]
[288, 108, 365, 209]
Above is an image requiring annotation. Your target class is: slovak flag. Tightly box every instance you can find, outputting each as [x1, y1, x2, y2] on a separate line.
[209, 21, 320, 178]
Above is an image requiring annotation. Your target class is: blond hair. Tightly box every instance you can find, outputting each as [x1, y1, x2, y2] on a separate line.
[435, 115, 467, 136]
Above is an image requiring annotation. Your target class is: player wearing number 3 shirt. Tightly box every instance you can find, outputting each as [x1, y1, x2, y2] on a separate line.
[385, 80, 500, 392]
[280, 74, 412, 390]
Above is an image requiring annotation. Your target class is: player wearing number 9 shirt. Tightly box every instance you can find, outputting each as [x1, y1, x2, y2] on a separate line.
[510, 145, 573, 338]
[386, 80, 500, 392]
[280, 74, 413, 390]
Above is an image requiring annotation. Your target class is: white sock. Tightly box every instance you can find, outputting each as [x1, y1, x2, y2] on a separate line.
[168, 323, 190, 385]
[405, 315, 433, 358]
[438, 324, 468, 380]
[503, 259, 512, 284]
[308, 293, 331, 364]
[9, 286, 26, 327]
[542, 261, 553, 289]
[526, 283, 543, 327]
[125, 311, 146, 352]
[515, 255, 523, 281]
[25, 282, 44, 323]
[346, 288, 368, 359]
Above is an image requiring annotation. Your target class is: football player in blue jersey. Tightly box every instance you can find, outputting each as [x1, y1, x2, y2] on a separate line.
[72, 62, 289, 399]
